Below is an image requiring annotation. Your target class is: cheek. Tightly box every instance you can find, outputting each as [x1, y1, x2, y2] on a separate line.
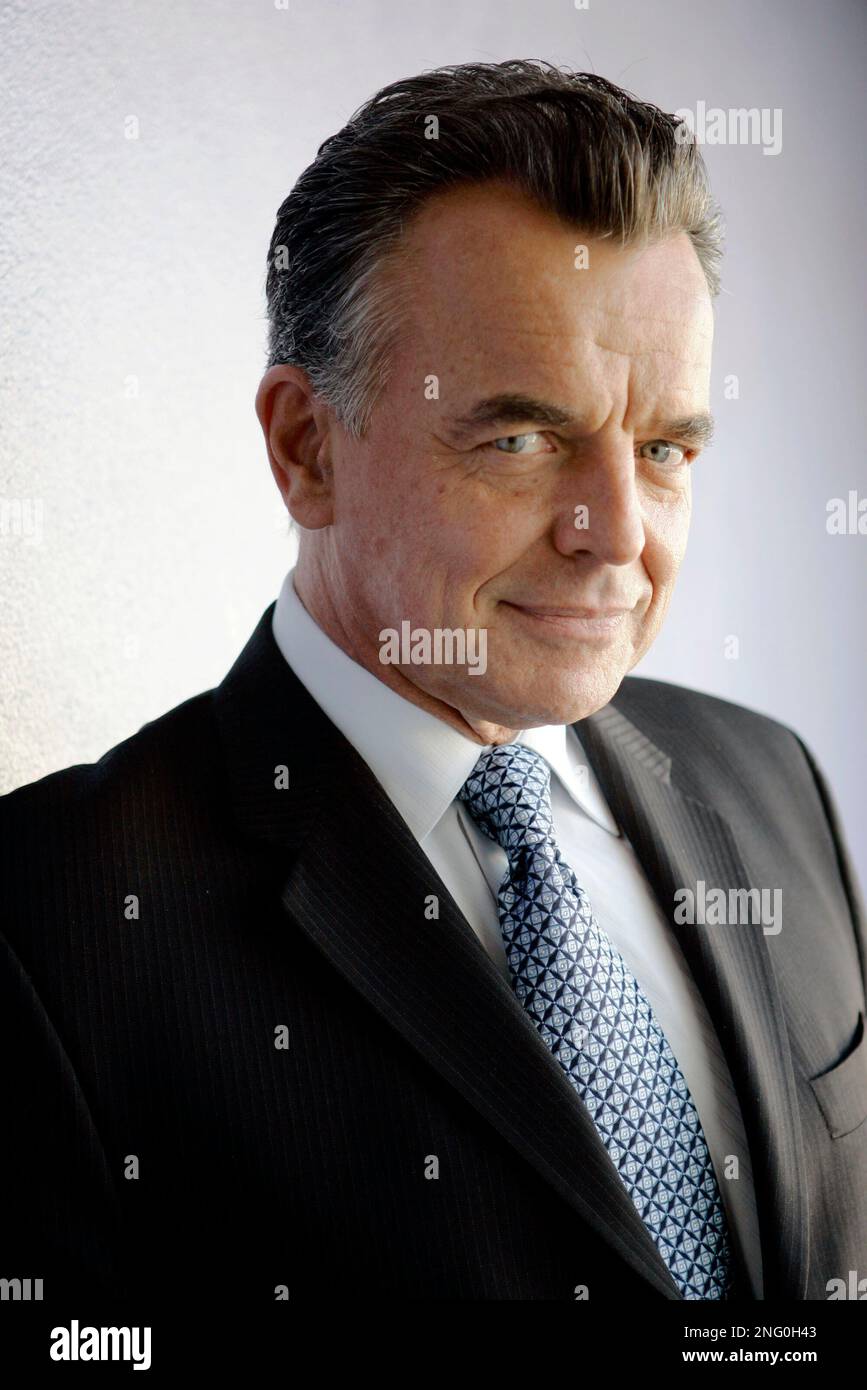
[418, 473, 538, 581]
[339, 447, 428, 555]
[643, 490, 691, 594]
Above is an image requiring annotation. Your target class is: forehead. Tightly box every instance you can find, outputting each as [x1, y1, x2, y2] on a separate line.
[395, 180, 714, 402]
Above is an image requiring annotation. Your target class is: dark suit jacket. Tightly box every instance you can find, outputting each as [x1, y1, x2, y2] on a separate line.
[1, 605, 865, 1304]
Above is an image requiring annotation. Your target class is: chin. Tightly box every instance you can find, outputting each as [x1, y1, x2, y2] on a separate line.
[465, 676, 621, 731]
[548, 673, 625, 723]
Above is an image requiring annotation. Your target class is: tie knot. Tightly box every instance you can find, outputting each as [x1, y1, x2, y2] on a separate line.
[458, 743, 555, 858]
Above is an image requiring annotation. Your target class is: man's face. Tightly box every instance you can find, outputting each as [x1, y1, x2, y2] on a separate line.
[304, 181, 714, 730]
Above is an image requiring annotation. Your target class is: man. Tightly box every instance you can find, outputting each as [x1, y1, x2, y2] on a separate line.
[2, 61, 865, 1305]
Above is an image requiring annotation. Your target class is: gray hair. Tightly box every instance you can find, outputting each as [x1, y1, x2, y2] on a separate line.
[265, 60, 724, 439]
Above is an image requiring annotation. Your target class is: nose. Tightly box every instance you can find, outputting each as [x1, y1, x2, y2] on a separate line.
[552, 442, 646, 567]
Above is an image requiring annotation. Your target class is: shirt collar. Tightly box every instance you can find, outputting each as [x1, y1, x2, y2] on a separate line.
[271, 566, 620, 842]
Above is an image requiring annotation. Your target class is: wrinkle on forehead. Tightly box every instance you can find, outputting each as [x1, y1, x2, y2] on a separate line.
[383, 183, 714, 429]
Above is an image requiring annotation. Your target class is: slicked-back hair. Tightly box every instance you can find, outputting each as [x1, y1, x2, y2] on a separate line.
[265, 60, 723, 438]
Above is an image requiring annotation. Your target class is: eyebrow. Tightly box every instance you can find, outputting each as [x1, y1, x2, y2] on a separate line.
[446, 393, 716, 450]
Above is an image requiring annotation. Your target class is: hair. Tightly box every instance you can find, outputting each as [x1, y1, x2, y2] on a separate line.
[265, 60, 724, 439]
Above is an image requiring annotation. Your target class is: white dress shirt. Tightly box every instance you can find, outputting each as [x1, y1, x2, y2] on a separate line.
[271, 567, 764, 1297]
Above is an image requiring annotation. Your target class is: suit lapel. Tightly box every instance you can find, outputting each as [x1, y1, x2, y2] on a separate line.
[577, 701, 811, 1300]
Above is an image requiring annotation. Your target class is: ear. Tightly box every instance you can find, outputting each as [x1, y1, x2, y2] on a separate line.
[255, 365, 335, 529]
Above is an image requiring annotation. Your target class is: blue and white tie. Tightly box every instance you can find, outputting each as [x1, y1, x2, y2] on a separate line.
[459, 741, 735, 1300]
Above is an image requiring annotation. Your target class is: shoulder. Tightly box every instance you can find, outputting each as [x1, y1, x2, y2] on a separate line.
[608, 674, 829, 829]
[0, 688, 223, 867]
[612, 674, 805, 762]
[607, 676, 861, 910]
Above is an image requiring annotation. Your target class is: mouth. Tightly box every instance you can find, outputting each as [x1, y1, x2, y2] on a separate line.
[501, 601, 633, 639]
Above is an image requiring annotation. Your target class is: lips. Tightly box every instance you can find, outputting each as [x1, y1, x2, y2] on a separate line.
[503, 602, 634, 618]
[500, 599, 633, 640]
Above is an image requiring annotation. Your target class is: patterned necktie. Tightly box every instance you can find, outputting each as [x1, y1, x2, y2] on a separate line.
[459, 741, 735, 1300]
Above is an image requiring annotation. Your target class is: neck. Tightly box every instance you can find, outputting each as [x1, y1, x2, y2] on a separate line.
[292, 554, 522, 747]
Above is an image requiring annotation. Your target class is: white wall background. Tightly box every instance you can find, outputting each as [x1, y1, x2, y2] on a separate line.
[1, 0, 864, 885]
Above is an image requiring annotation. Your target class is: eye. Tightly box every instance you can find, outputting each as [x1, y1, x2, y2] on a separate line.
[639, 439, 688, 466]
[489, 431, 550, 455]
